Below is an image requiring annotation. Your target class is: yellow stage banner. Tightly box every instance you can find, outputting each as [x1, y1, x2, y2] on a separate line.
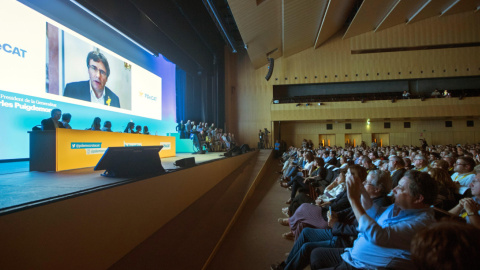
[56, 129, 175, 171]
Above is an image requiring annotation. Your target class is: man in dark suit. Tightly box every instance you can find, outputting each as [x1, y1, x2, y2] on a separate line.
[63, 51, 120, 108]
[41, 108, 65, 130]
[388, 155, 407, 188]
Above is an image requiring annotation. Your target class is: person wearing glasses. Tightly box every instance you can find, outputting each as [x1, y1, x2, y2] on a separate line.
[450, 156, 476, 196]
[413, 154, 429, 172]
[63, 51, 120, 108]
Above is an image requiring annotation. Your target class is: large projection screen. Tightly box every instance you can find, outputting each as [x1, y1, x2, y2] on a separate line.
[0, 0, 176, 160]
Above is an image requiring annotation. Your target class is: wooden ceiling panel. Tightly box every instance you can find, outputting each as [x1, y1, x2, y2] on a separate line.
[408, 0, 455, 24]
[228, 0, 283, 68]
[376, 0, 430, 32]
[343, 0, 399, 39]
[315, 0, 356, 48]
[227, 0, 477, 70]
[283, 0, 328, 57]
[442, 0, 480, 16]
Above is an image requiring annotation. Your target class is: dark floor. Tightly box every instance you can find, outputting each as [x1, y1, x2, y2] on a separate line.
[206, 155, 294, 270]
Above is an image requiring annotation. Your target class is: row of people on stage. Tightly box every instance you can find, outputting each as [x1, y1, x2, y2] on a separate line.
[40, 108, 150, 134]
[122, 121, 149, 134]
[271, 142, 480, 270]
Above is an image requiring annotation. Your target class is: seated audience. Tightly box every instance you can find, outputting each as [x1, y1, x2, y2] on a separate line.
[283, 157, 327, 216]
[135, 125, 142, 134]
[431, 89, 441, 98]
[308, 170, 437, 270]
[280, 152, 315, 203]
[272, 169, 392, 270]
[361, 156, 376, 172]
[451, 156, 475, 195]
[443, 156, 455, 175]
[368, 152, 381, 167]
[124, 122, 135, 133]
[443, 89, 451, 98]
[378, 160, 389, 172]
[430, 159, 449, 171]
[428, 167, 456, 210]
[88, 117, 101, 131]
[101, 121, 112, 132]
[61, 113, 72, 129]
[388, 155, 406, 188]
[279, 165, 366, 240]
[143, 126, 150, 135]
[338, 156, 349, 169]
[403, 157, 412, 170]
[411, 221, 480, 270]
[413, 154, 428, 172]
[449, 165, 480, 228]
[41, 108, 65, 130]
[315, 171, 346, 205]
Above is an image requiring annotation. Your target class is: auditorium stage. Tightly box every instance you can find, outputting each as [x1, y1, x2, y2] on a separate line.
[0, 152, 227, 215]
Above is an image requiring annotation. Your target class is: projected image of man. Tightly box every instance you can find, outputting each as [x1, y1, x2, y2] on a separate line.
[63, 51, 120, 108]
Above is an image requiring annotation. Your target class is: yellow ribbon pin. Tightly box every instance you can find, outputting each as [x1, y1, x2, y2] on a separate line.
[106, 96, 111, 106]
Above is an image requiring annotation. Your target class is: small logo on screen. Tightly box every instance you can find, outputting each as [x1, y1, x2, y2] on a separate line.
[0, 43, 27, 58]
[139, 91, 158, 101]
[71, 143, 102, 149]
[160, 142, 171, 150]
[124, 142, 142, 147]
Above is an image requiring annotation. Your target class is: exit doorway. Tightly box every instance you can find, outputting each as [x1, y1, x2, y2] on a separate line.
[319, 134, 336, 147]
[345, 134, 362, 147]
[372, 133, 390, 147]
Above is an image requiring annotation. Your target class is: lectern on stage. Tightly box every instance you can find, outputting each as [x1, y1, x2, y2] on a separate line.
[94, 146, 166, 178]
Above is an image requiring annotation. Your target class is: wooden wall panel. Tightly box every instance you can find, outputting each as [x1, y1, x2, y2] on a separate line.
[277, 119, 480, 147]
[454, 130, 476, 144]
[225, 12, 480, 148]
[271, 98, 480, 121]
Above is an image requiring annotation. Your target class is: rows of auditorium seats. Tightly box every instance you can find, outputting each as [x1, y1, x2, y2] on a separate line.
[271, 143, 480, 269]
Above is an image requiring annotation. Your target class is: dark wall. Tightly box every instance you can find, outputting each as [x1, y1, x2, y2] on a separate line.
[180, 61, 225, 129]
[274, 76, 480, 99]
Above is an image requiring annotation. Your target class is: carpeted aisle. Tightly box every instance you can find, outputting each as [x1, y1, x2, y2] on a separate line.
[206, 157, 295, 270]
[109, 150, 279, 270]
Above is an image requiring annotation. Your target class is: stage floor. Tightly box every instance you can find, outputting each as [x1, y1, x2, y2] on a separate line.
[0, 152, 227, 214]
